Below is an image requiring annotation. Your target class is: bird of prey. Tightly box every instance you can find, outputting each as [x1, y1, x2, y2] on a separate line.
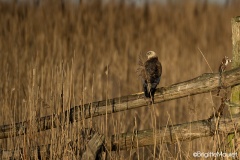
[137, 51, 162, 102]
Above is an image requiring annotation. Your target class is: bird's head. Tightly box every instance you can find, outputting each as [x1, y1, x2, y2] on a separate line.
[146, 51, 157, 59]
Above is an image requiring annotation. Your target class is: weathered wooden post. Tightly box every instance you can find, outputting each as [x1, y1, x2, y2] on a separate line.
[230, 16, 240, 114]
[82, 133, 105, 160]
[229, 16, 240, 153]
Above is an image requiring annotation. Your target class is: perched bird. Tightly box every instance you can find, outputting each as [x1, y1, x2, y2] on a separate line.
[218, 56, 232, 73]
[137, 51, 162, 102]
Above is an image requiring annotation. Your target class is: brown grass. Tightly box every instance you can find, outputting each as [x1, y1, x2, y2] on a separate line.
[0, 0, 240, 159]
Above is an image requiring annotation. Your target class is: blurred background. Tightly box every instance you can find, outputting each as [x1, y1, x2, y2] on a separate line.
[0, 0, 239, 159]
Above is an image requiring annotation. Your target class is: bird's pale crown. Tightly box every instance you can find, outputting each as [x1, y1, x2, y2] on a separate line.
[146, 51, 157, 59]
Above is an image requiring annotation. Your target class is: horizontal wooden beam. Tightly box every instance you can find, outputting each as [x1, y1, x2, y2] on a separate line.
[2, 114, 240, 159]
[1, 67, 240, 139]
[107, 114, 240, 151]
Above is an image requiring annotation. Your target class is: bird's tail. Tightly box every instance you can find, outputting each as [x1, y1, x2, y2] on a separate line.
[147, 83, 151, 95]
[147, 83, 156, 103]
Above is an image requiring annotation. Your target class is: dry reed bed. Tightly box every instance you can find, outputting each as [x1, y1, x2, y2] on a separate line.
[0, 0, 240, 159]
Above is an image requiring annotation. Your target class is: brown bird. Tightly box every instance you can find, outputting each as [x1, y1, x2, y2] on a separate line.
[137, 51, 162, 102]
[218, 56, 232, 73]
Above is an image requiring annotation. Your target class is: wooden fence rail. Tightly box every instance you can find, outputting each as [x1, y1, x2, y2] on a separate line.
[1, 66, 240, 139]
[1, 113, 240, 159]
[107, 114, 240, 151]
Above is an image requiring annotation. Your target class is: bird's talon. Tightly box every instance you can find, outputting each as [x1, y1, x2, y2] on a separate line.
[144, 98, 152, 104]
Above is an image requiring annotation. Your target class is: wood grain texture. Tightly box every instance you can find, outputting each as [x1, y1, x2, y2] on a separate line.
[227, 15, 240, 154]
[230, 17, 240, 114]
[82, 133, 105, 160]
[106, 114, 240, 151]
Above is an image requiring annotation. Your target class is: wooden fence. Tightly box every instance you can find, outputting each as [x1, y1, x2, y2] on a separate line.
[1, 16, 240, 159]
